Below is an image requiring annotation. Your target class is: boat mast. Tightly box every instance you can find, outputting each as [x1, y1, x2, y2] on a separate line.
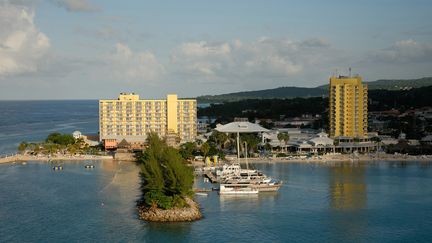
[237, 132, 240, 164]
[245, 141, 250, 179]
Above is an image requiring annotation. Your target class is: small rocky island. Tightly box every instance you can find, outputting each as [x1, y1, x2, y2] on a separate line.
[136, 133, 202, 222]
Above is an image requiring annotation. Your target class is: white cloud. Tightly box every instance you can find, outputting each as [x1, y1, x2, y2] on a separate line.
[170, 37, 333, 81]
[50, 0, 99, 12]
[374, 39, 432, 63]
[109, 43, 165, 82]
[0, 1, 50, 76]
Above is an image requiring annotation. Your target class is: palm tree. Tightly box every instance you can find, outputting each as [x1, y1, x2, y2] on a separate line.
[277, 132, 290, 152]
[200, 142, 210, 158]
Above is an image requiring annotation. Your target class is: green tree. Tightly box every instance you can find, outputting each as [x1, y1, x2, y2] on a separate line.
[46, 132, 75, 145]
[138, 133, 194, 209]
[200, 142, 210, 158]
[209, 131, 228, 149]
[277, 132, 290, 145]
[179, 142, 196, 160]
[17, 142, 28, 154]
[264, 142, 272, 152]
[240, 133, 260, 154]
[207, 143, 219, 157]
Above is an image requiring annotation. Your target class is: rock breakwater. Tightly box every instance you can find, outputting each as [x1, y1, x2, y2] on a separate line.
[138, 197, 202, 222]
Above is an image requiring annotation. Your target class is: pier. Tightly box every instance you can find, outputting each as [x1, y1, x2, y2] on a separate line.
[204, 171, 219, 183]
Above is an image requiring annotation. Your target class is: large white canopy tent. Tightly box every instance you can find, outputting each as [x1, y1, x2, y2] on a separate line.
[215, 122, 269, 162]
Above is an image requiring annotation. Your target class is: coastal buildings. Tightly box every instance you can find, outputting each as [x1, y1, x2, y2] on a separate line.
[99, 93, 197, 149]
[329, 75, 368, 138]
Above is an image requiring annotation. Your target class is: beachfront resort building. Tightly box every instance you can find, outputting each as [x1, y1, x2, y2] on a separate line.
[329, 75, 368, 138]
[99, 93, 197, 149]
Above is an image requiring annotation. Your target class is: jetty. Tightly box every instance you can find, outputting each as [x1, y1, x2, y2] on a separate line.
[204, 171, 219, 183]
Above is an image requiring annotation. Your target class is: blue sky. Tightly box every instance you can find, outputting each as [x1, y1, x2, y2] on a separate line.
[0, 0, 432, 99]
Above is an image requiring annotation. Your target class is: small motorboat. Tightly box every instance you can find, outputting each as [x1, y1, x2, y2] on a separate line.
[195, 192, 208, 196]
[52, 166, 63, 171]
[84, 165, 95, 169]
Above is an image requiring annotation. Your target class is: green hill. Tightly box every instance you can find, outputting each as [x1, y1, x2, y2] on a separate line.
[318, 77, 432, 90]
[197, 87, 326, 103]
[197, 77, 432, 103]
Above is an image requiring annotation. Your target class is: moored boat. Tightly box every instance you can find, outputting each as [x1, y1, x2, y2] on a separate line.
[219, 184, 258, 195]
[52, 166, 63, 170]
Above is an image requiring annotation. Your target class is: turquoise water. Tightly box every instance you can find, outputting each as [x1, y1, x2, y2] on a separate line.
[1, 160, 432, 242]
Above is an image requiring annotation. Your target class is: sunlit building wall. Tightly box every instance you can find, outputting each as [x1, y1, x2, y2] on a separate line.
[329, 75, 368, 138]
[99, 93, 197, 144]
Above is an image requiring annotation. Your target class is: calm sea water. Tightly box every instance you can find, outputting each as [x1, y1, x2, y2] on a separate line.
[0, 100, 99, 155]
[1, 101, 432, 242]
[1, 161, 432, 242]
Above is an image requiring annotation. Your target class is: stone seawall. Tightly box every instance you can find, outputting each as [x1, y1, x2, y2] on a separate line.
[138, 197, 202, 222]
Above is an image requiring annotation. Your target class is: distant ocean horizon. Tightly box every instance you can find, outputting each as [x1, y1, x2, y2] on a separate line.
[0, 100, 99, 155]
[0, 100, 210, 155]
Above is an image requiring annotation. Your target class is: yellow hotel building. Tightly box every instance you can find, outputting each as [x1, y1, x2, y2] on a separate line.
[99, 93, 197, 144]
[329, 75, 368, 138]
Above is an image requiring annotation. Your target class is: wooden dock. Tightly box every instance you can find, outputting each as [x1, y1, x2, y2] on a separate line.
[204, 171, 219, 183]
[194, 188, 212, 192]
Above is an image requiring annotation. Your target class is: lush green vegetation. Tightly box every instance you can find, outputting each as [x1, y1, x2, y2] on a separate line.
[46, 132, 75, 145]
[17, 132, 100, 155]
[277, 132, 290, 145]
[197, 86, 326, 103]
[320, 77, 432, 91]
[198, 85, 432, 120]
[198, 97, 327, 121]
[197, 77, 432, 103]
[137, 133, 194, 210]
[368, 86, 432, 112]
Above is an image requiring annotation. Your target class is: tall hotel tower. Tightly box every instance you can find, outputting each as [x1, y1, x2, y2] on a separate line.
[329, 75, 368, 138]
[99, 93, 197, 145]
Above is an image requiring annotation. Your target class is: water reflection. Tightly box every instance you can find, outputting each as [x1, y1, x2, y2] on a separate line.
[328, 163, 367, 210]
[219, 192, 279, 212]
[327, 163, 368, 241]
[145, 222, 192, 242]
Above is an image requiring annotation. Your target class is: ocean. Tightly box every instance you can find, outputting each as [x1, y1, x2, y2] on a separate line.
[0, 100, 99, 155]
[1, 101, 432, 242]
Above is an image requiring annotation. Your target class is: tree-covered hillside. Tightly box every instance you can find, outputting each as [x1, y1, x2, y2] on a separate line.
[198, 85, 432, 121]
[197, 77, 432, 103]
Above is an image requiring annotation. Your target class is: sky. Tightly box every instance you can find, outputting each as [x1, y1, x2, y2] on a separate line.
[0, 0, 432, 100]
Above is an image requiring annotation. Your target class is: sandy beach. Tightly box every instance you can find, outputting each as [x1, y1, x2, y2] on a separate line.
[3, 153, 432, 166]
[0, 154, 114, 164]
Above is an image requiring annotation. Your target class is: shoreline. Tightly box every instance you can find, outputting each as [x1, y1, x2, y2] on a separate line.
[236, 154, 432, 164]
[0, 154, 114, 164]
[2, 153, 432, 166]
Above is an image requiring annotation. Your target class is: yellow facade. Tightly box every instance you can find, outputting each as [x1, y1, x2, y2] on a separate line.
[329, 75, 368, 138]
[99, 93, 197, 143]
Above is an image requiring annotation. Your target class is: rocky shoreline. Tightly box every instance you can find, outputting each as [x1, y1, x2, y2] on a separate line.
[138, 197, 202, 222]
